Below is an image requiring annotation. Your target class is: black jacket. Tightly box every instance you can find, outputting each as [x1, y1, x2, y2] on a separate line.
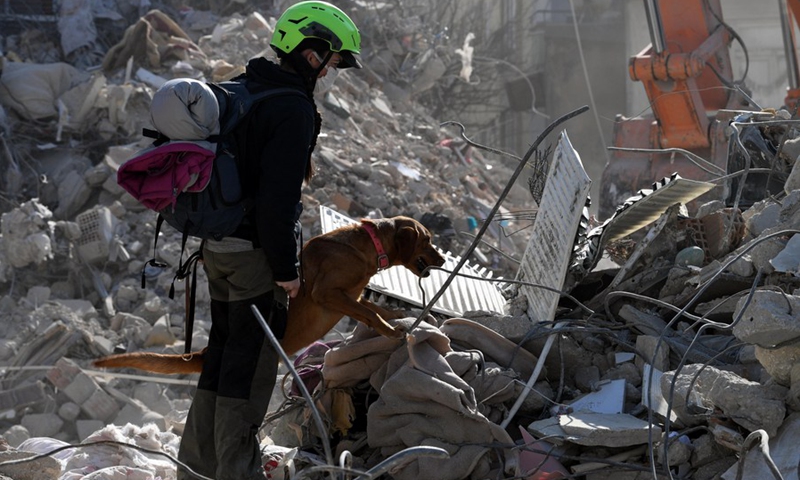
[231, 57, 314, 282]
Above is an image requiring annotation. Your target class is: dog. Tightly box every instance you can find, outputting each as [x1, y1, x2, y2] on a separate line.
[93, 216, 446, 374]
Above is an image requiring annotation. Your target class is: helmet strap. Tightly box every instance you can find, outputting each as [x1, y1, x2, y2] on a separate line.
[310, 50, 334, 78]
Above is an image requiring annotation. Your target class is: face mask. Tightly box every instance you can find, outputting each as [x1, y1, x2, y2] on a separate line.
[314, 67, 339, 95]
[312, 51, 340, 95]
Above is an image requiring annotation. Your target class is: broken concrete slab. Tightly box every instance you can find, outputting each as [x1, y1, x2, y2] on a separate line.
[732, 290, 800, 347]
[656, 432, 692, 467]
[528, 412, 661, 448]
[558, 412, 660, 447]
[568, 379, 625, 414]
[635, 335, 669, 372]
[692, 294, 742, 323]
[0, 448, 61, 480]
[753, 343, 800, 387]
[20, 413, 63, 438]
[661, 363, 786, 437]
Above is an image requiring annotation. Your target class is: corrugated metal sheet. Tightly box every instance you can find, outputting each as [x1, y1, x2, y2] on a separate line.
[599, 174, 715, 244]
[319, 206, 508, 316]
[516, 131, 592, 323]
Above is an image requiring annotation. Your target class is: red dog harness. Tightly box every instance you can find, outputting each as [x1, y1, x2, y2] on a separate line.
[361, 221, 390, 270]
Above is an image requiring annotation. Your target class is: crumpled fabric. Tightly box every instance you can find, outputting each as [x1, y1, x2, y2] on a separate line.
[0, 61, 89, 120]
[61, 423, 179, 480]
[290, 340, 339, 397]
[17, 423, 180, 480]
[101, 9, 206, 74]
[439, 317, 543, 379]
[317, 317, 520, 480]
[116, 142, 215, 211]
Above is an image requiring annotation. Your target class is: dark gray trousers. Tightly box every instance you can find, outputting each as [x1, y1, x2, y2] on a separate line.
[177, 247, 285, 480]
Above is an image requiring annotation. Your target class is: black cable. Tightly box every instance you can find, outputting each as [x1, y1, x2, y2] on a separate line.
[709, 0, 750, 85]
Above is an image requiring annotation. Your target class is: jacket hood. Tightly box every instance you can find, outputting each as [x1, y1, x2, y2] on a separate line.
[245, 57, 308, 92]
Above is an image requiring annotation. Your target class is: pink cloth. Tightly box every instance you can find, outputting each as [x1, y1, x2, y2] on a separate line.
[117, 142, 215, 211]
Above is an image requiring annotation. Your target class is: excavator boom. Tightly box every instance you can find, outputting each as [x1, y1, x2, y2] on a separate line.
[599, 0, 800, 218]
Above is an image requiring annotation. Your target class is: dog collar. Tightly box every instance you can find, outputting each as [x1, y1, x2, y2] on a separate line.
[361, 221, 390, 270]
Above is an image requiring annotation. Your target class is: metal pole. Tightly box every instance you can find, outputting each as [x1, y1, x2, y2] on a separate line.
[252, 305, 335, 478]
[643, 0, 666, 54]
[779, 0, 800, 89]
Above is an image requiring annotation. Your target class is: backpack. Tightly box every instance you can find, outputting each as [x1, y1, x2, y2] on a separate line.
[118, 77, 302, 241]
[117, 77, 304, 352]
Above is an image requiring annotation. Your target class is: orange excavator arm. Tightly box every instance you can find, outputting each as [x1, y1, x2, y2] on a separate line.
[627, 0, 735, 149]
[600, 0, 800, 219]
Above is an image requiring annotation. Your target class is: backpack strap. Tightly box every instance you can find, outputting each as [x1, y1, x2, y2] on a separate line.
[140, 213, 201, 355]
[143, 212, 194, 298]
[141, 214, 169, 289]
[142, 127, 171, 146]
[171, 244, 203, 355]
[208, 83, 306, 138]
[167, 237, 204, 355]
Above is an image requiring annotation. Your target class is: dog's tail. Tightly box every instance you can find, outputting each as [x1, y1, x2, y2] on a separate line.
[93, 350, 205, 375]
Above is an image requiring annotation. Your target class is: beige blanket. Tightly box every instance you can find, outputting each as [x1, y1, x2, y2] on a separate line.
[318, 317, 521, 480]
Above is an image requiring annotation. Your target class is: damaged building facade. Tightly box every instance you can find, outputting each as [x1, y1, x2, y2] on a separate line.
[0, 1, 799, 480]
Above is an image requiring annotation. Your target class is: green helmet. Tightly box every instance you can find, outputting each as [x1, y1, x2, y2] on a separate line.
[270, 1, 362, 69]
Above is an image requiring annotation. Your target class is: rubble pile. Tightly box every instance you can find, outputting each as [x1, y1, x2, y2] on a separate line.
[0, 2, 798, 480]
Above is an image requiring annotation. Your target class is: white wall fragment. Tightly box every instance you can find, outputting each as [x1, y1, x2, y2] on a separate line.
[516, 130, 591, 323]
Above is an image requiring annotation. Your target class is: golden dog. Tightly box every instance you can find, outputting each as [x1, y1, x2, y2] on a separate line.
[93, 216, 445, 374]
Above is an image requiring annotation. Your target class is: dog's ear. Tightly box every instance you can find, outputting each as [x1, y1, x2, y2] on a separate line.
[395, 222, 421, 264]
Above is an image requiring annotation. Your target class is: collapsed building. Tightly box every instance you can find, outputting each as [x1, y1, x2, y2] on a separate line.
[0, 1, 798, 480]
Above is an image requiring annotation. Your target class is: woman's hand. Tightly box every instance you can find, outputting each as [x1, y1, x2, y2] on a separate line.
[276, 278, 301, 298]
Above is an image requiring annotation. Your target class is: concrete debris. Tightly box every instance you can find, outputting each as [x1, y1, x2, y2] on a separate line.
[662, 364, 786, 437]
[0, 2, 799, 480]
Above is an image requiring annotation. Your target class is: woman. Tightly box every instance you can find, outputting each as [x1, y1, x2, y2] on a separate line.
[176, 2, 362, 478]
